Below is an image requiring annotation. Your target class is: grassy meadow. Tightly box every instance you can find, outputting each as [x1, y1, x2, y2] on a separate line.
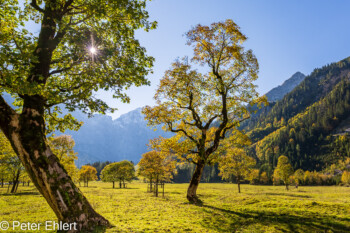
[0, 182, 350, 232]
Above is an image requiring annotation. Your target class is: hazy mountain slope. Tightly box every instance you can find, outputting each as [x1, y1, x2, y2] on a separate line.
[265, 72, 305, 102]
[64, 108, 170, 165]
[241, 72, 306, 131]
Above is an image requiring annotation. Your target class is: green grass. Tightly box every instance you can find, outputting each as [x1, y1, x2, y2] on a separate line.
[0, 182, 350, 232]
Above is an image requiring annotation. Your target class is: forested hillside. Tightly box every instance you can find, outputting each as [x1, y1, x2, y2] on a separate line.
[247, 57, 350, 174]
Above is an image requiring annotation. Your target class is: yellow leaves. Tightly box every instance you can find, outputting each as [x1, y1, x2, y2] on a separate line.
[273, 155, 293, 185]
[218, 147, 255, 180]
[79, 165, 98, 182]
[137, 150, 176, 182]
[341, 171, 350, 185]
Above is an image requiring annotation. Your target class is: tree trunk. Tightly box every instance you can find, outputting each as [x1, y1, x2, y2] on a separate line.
[28, 181, 30, 186]
[237, 177, 241, 194]
[11, 170, 20, 193]
[155, 176, 158, 197]
[150, 177, 153, 192]
[112, 181, 115, 189]
[119, 180, 122, 189]
[1, 179, 3, 188]
[286, 183, 289, 190]
[187, 159, 205, 204]
[0, 96, 110, 232]
[15, 179, 20, 193]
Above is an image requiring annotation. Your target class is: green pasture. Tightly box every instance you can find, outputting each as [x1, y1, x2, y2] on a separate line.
[0, 182, 349, 232]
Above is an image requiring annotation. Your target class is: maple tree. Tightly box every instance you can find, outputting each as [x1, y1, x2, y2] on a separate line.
[0, 0, 155, 230]
[219, 147, 255, 193]
[78, 165, 97, 187]
[273, 155, 294, 190]
[0, 132, 25, 193]
[48, 135, 79, 182]
[137, 150, 176, 197]
[101, 160, 135, 189]
[143, 19, 264, 203]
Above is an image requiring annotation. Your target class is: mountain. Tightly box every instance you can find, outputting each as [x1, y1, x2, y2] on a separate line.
[1, 71, 308, 166]
[64, 108, 170, 165]
[265, 72, 306, 102]
[240, 72, 306, 131]
[247, 56, 350, 172]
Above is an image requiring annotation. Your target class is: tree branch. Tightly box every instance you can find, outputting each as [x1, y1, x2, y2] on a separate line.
[0, 95, 18, 138]
[167, 122, 199, 147]
[30, 0, 45, 13]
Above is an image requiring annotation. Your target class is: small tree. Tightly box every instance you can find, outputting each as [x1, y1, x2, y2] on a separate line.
[219, 148, 255, 193]
[137, 151, 176, 197]
[294, 169, 305, 188]
[48, 135, 79, 182]
[116, 161, 135, 188]
[274, 155, 293, 190]
[79, 165, 97, 187]
[0, 132, 24, 193]
[341, 171, 350, 185]
[101, 163, 119, 189]
[101, 161, 135, 189]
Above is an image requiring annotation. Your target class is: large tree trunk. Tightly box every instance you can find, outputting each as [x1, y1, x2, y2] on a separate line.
[187, 159, 205, 204]
[0, 96, 110, 232]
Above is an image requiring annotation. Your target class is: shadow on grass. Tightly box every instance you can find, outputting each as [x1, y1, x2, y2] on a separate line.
[0, 191, 40, 196]
[200, 204, 350, 232]
[57, 225, 111, 233]
[102, 187, 140, 190]
[264, 192, 311, 198]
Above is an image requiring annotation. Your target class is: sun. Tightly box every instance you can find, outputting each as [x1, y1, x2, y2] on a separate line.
[89, 47, 97, 54]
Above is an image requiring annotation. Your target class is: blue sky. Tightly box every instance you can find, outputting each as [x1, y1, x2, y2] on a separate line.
[25, 1, 350, 119]
[101, 0, 350, 119]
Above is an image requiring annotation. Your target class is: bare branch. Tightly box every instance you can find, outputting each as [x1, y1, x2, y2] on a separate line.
[167, 122, 200, 147]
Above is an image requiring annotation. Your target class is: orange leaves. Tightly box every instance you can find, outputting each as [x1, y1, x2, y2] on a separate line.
[79, 165, 98, 182]
[186, 19, 247, 69]
[137, 150, 176, 182]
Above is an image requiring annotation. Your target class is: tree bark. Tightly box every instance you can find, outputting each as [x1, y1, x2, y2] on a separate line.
[1, 178, 3, 188]
[187, 159, 205, 204]
[112, 181, 115, 189]
[0, 96, 110, 232]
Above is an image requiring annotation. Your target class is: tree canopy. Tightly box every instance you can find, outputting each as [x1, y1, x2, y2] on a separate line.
[0, 1, 156, 229]
[101, 160, 135, 188]
[219, 148, 255, 193]
[143, 19, 265, 203]
[79, 165, 97, 187]
[273, 155, 294, 190]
